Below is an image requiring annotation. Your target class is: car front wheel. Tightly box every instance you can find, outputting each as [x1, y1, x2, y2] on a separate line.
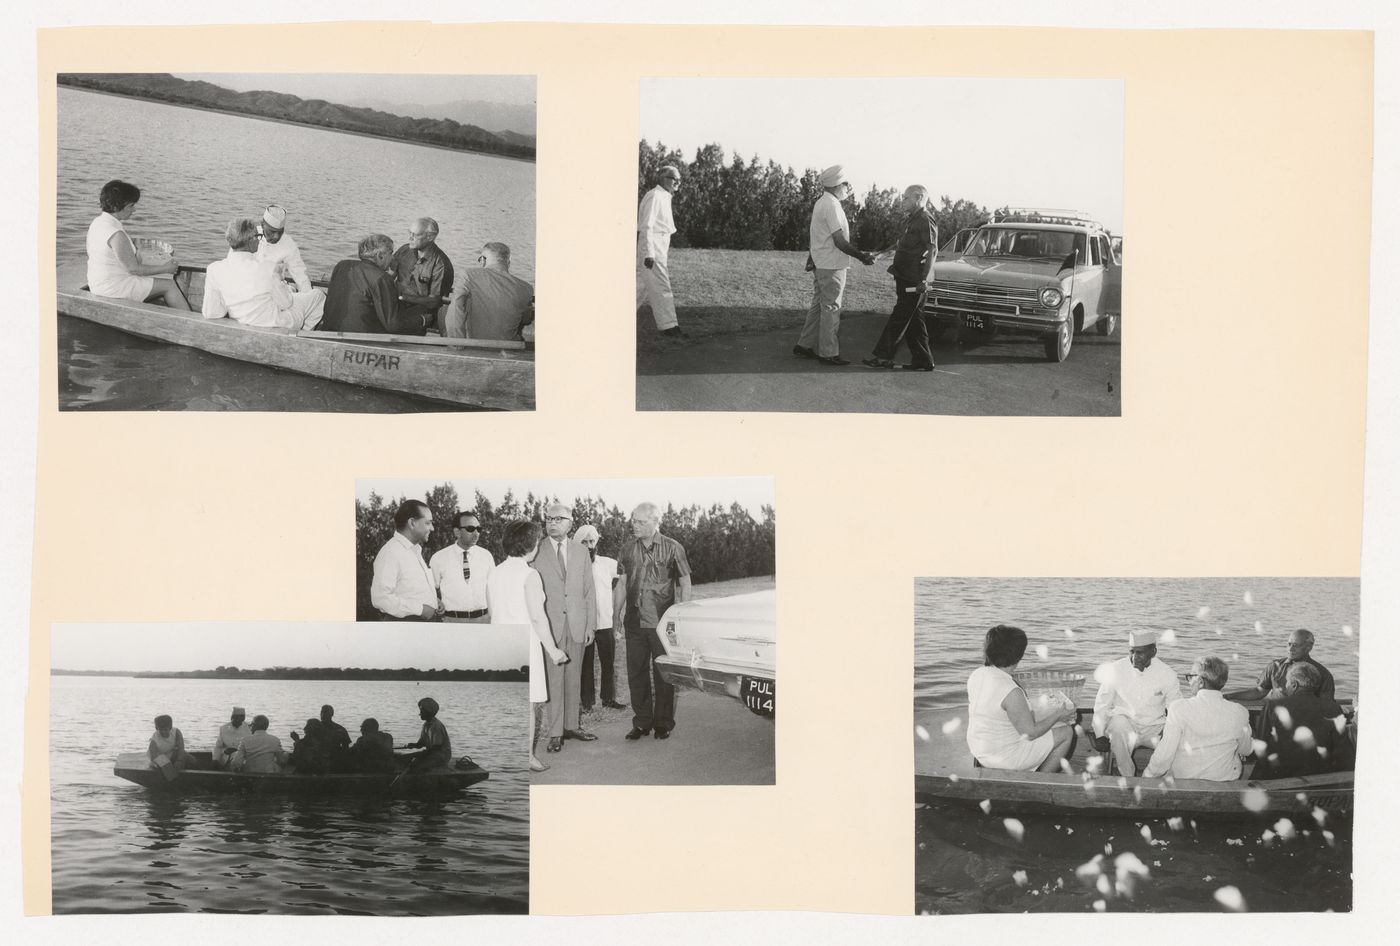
[1045, 318, 1073, 362]
[1096, 313, 1118, 336]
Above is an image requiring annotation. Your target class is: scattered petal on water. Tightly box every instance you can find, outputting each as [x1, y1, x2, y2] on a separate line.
[914, 724, 931, 741]
[1064, 628, 1076, 639]
[1323, 830, 1336, 847]
[979, 799, 992, 814]
[1243, 590, 1254, 606]
[1292, 726, 1316, 749]
[949, 773, 959, 783]
[1140, 826, 1153, 842]
[918, 842, 925, 850]
[1241, 787, 1270, 813]
[1004, 818, 1026, 842]
[1056, 877, 1065, 889]
[1103, 842, 1114, 855]
[1196, 606, 1211, 619]
[1093, 899, 1107, 912]
[1167, 817, 1185, 832]
[1342, 625, 1354, 638]
[1035, 644, 1050, 660]
[1275, 707, 1293, 729]
[1312, 806, 1328, 828]
[1115, 852, 1151, 879]
[1075, 855, 1104, 880]
[1214, 627, 1224, 636]
[1066, 828, 1075, 835]
[940, 717, 962, 735]
[1204, 874, 1214, 882]
[1160, 629, 1177, 644]
[1096, 874, 1113, 897]
[1215, 886, 1248, 912]
[1254, 621, 1264, 635]
[1273, 818, 1297, 840]
[1013, 870, 1029, 887]
[1226, 838, 1243, 846]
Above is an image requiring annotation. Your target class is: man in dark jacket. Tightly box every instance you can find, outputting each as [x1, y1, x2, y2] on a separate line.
[351, 718, 398, 774]
[320, 233, 434, 335]
[862, 185, 938, 371]
[1252, 662, 1354, 779]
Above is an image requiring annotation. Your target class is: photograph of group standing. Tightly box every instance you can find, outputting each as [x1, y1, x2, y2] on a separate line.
[912, 577, 1358, 915]
[355, 476, 777, 785]
[636, 77, 1123, 416]
[48, 621, 530, 915]
[54, 72, 537, 412]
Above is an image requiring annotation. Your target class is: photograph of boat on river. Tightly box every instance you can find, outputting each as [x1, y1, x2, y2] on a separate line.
[48, 622, 530, 915]
[356, 476, 777, 784]
[55, 73, 536, 412]
[913, 577, 1358, 914]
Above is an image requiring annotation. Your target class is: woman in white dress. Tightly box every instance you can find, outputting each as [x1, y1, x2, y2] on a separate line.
[487, 519, 568, 773]
[966, 624, 1076, 772]
[85, 180, 190, 309]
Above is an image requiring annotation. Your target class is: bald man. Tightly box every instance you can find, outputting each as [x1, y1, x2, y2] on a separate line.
[637, 165, 686, 338]
[530, 504, 598, 752]
[392, 217, 455, 334]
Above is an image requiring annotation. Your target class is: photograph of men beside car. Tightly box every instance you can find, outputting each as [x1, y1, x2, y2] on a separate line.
[355, 476, 777, 785]
[635, 77, 1123, 416]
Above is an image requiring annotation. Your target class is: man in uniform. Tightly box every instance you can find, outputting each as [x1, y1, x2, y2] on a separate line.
[391, 217, 455, 333]
[444, 242, 534, 341]
[212, 705, 253, 769]
[429, 511, 495, 621]
[370, 500, 441, 621]
[1091, 630, 1182, 776]
[255, 204, 313, 292]
[574, 524, 627, 713]
[862, 185, 938, 371]
[637, 165, 686, 338]
[618, 502, 692, 740]
[794, 164, 874, 366]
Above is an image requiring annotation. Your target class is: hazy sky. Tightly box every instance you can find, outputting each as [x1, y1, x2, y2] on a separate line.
[51, 623, 528, 673]
[177, 73, 537, 107]
[641, 78, 1124, 233]
[357, 476, 776, 519]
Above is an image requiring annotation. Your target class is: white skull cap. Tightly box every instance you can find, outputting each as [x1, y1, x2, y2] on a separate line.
[262, 205, 287, 228]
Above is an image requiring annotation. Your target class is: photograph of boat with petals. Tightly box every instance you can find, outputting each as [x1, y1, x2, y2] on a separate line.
[913, 577, 1357, 914]
[49, 622, 530, 915]
[55, 73, 536, 412]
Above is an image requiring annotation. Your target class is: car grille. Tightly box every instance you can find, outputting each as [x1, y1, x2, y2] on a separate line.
[924, 280, 1046, 317]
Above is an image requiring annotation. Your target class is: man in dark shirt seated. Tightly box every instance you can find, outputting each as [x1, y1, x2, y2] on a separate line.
[321, 233, 434, 335]
[1226, 628, 1336, 703]
[1251, 662, 1354, 779]
[350, 718, 398, 775]
[288, 718, 333, 775]
[391, 217, 455, 334]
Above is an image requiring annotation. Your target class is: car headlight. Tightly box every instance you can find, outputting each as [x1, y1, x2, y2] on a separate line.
[1039, 287, 1063, 309]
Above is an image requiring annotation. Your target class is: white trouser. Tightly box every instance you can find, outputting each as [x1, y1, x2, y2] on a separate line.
[290, 287, 326, 330]
[636, 245, 678, 331]
[1104, 715, 1164, 776]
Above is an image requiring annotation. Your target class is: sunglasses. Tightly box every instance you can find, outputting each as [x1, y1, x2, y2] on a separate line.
[458, 525, 480, 533]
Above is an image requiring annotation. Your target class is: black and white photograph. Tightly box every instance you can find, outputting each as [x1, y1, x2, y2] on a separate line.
[355, 476, 777, 785]
[636, 77, 1123, 415]
[55, 72, 536, 412]
[913, 577, 1357, 914]
[49, 621, 530, 915]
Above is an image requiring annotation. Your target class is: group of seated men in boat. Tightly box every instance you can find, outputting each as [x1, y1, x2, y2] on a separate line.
[85, 179, 534, 342]
[146, 698, 452, 779]
[967, 625, 1355, 781]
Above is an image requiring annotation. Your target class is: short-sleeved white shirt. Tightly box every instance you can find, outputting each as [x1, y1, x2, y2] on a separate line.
[809, 192, 851, 270]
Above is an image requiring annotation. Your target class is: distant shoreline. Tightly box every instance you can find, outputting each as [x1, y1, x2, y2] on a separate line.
[60, 85, 536, 165]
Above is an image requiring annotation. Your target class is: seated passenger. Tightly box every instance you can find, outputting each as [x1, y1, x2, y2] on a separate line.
[403, 697, 453, 771]
[212, 705, 252, 770]
[1252, 662, 1354, 779]
[147, 714, 198, 781]
[85, 179, 190, 310]
[965, 624, 1076, 773]
[1225, 628, 1336, 703]
[391, 217, 454, 332]
[202, 218, 324, 329]
[320, 233, 432, 335]
[1091, 631, 1181, 776]
[289, 718, 333, 775]
[444, 242, 535, 341]
[254, 204, 313, 292]
[351, 718, 398, 775]
[230, 715, 289, 773]
[1142, 656, 1252, 780]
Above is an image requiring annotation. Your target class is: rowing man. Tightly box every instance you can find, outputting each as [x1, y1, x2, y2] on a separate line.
[404, 697, 453, 771]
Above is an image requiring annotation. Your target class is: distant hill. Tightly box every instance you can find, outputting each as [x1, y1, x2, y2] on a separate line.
[58, 73, 535, 161]
[344, 96, 535, 142]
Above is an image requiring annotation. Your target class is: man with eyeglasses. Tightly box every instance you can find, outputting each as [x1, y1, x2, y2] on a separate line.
[430, 511, 495, 622]
[1142, 656, 1251, 781]
[391, 217, 455, 334]
[1090, 630, 1182, 776]
[637, 165, 686, 338]
[794, 164, 875, 367]
[444, 242, 534, 342]
[1225, 628, 1336, 703]
[618, 502, 692, 741]
[370, 500, 442, 622]
[254, 204, 312, 292]
[530, 503, 598, 752]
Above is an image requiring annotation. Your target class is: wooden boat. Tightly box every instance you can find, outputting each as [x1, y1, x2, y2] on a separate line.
[57, 262, 535, 410]
[114, 750, 490, 795]
[914, 704, 1354, 819]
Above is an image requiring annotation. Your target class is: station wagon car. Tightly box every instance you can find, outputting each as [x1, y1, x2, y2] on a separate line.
[654, 589, 775, 720]
[924, 209, 1122, 362]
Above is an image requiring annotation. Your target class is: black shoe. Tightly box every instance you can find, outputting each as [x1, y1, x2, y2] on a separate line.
[546, 737, 563, 753]
[861, 357, 895, 369]
[817, 355, 851, 366]
[899, 363, 935, 372]
[624, 727, 651, 740]
[654, 728, 671, 740]
[562, 729, 597, 742]
[602, 700, 628, 710]
[792, 345, 816, 359]
[661, 327, 688, 339]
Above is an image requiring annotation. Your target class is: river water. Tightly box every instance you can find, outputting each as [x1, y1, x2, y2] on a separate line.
[50, 676, 528, 914]
[913, 576, 1359, 914]
[56, 87, 535, 411]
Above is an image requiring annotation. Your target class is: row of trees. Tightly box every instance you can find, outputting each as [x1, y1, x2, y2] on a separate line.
[129, 668, 528, 681]
[639, 139, 1000, 252]
[355, 484, 777, 620]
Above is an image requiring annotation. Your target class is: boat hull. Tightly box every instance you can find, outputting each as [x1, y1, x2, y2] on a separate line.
[114, 752, 490, 796]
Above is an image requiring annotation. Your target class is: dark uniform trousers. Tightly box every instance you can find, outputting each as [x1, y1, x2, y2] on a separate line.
[580, 627, 618, 708]
[625, 609, 676, 732]
[871, 278, 934, 368]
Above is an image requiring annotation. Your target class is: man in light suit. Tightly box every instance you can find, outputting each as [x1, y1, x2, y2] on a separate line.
[531, 503, 598, 753]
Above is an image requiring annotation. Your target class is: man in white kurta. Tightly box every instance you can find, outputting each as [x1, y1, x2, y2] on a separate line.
[203, 218, 324, 329]
[255, 204, 313, 292]
[371, 500, 441, 621]
[429, 511, 496, 622]
[636, 165, 684, 335]
[795, 165, 874, 364]
[212, 706, 253, 769]
[1092, 630, 1182, 776]
[1143, 656, 1252, 781]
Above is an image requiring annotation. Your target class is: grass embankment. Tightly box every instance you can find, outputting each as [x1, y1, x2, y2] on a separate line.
[637, 248, 895, 355]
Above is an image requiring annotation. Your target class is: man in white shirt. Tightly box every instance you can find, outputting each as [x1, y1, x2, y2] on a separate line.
[794, 164, 875, 366]
[1143, 656, 1252, 781]
[429, 511, 495, 622]
[637, 165, 686, 338]
[212, 705, 252, 769]
[574, 524, 628, 712]
[255, 204, 313, 292]
[1092, 630, 1182, 776]
[370, 500, 442, 622]
[230, 715, 289, 774]
[203, 218, 325, 329]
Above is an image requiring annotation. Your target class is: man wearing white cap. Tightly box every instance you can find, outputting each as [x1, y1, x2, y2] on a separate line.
[1091, 630, 1182, 776]
[212, 706, 252, 770]
[255, 204, 313, 292]
[794, 165, 875, 366]
[574, 524, 627, 712]
[637, 165, 686, 338]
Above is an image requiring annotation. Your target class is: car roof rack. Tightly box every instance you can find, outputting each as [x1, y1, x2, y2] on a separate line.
[994, 208, 1103, 228]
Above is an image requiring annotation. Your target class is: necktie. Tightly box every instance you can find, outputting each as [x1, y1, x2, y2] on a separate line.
[556, 541, 566, 579]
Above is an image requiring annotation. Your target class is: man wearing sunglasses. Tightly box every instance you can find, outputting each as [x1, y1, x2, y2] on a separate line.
[430, 511, 495, 623]
[531, 503, 598, 752]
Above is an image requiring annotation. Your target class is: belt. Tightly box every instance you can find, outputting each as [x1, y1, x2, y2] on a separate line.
[444, 608, 488, 619]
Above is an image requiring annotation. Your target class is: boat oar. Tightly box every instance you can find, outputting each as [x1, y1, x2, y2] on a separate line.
[390, 753, 416, 788]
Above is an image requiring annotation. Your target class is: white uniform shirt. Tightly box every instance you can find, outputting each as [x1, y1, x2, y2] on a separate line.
[371, 533, 438, 618]
[256, 232, 313, 291]
[213, 721, 253, 759]
[1092, 656, 1182, 737]
[637, 185, 676, 261]
[1142, 689, 1252, 780]
[429, 543, 495, 612]
[809, 192, 852, 270]
[202, 253, 297, 327]
[590, 554, 620, 629]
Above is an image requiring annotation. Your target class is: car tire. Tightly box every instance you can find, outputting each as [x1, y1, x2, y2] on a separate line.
[1045, 318, 1073, 362]
[1096, 313, 1118, 337]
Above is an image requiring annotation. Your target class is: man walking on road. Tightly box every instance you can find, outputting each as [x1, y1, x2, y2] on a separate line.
[637, 165, 686, 338]
[794, 164, 874, 366]
[863, 185, 938, 371]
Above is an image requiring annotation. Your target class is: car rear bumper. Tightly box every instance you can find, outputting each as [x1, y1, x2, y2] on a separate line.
[655, 655, 768, 699]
